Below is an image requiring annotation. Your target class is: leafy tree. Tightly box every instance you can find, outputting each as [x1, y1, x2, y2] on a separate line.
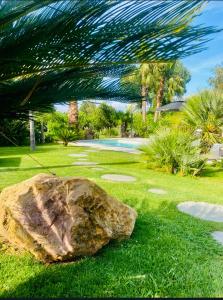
[96, 103, 118, 131]
[183, 90, 223, 153]
[209, 64, 223, 91]
[79, 101, 99, 138]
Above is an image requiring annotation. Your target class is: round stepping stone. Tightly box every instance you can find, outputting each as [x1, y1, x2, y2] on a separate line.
[84, 150, 98, 153]
[177, 201, 223, 222]
[211, 231, 223, 246]
[101, 174, 136, 182]
[148, 188, 167, 195]
[91, 167, 104, 171]
[73, 162, 99, 166]
[68, 153, 88, 157]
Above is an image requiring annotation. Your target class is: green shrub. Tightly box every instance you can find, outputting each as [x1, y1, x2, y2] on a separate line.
[141, 128, 206, 176]
[46, 112, 78, 146]
[99, 127, 119, 138]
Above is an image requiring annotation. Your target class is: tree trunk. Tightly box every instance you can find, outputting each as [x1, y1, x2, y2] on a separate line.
[29, 110, 36, 151]
[141, 85, 147, 123]
[68, 100, 78, 127]
[154, 77, 165, 122]
[40, 120, 45, 144]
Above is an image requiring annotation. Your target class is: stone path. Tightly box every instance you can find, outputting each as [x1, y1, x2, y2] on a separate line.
[68, 153, 88, 157]
[84, 150, 98, 153]
[73, 162, 99, 166]
[148, 188, 167, 195]
[211, 231, 223, 245]
[177, 201, 223, 222]
[177, 201, 223, 248]
[101, 174, 136, 182]
[91, 167, 104, 171]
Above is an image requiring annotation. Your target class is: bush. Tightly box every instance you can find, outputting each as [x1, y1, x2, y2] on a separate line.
[99, 127, 119, 138]
[46, 112, 78, 146]
[141, 128, 206, 176]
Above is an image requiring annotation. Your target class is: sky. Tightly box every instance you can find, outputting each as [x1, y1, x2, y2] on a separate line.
[55, 1, 223, 113]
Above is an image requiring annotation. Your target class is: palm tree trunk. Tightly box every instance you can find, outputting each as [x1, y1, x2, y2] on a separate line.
[40, 120, 45, 144]
[154, 77, 165, 122]
[68, 100, 78, 127]
[141, 85, 147, 122]
[29, 110, 36, 151]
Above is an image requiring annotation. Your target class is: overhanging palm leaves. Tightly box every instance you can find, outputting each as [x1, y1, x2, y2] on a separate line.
[0, 0, 220, 118]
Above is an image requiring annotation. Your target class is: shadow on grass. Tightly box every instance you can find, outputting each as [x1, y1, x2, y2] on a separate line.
[0, 161, 139, 172]
[0, 157, 21, 168]
[0, 145, 65, 157]
[1, 201, 222, 298]
[201, 167, 223, 178]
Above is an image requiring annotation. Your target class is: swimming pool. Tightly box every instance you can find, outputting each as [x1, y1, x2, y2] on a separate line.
[82, 139, 137, 149]
[72, 138, 149, 153]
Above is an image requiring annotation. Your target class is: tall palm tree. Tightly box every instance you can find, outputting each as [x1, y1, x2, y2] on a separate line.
[68, 101, 79, 128]
[153, 61, 190, 122]
[29, 111, 35, 151]
[122, 63, 158, 122]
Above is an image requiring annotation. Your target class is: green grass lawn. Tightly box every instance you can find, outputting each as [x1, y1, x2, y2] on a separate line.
[0, 144, 223, 298]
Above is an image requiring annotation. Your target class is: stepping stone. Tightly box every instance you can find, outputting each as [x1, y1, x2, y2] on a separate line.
[77, 158, 87, 161]
[91, 167, 104, 171]
[148, 188, 167, 195]
[177, 201, 223, 222]
[101, 174, 136, 182]
[73, 162, 99, 166]
[211, 231, 223, 246]
[68, 154, 88, 157]
[85, 150, 98, 153]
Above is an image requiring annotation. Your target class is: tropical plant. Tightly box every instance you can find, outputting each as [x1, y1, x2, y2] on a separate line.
[122, 60, 190, 122]
[153, 61, 191, 121]
[141, 128, 205, 176]
[46, 112, 78, 146]
[0, 1, 218, 119]
[183, 90, 223, 153]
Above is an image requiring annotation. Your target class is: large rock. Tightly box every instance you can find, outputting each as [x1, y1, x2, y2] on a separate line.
[0, 174, 137, 263]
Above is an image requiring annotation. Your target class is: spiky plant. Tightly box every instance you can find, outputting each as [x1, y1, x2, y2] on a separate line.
[183, 90, 223, 153]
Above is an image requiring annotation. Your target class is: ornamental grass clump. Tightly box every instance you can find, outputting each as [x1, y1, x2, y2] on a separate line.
[141, 128, 206, 176]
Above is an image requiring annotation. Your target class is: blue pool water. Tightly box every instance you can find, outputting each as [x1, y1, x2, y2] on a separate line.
[81, 139, 138, 149]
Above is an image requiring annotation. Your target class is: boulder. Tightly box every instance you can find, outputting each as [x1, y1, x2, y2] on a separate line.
[0, 174, 137, 263]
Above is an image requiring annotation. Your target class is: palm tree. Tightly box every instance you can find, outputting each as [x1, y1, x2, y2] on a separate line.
[29, 111, 35, 151]
[0, 1, 218, 119]
[153, 61, 191, 122]
[122, 63, 158, 122]
[68, 101, 79, 128]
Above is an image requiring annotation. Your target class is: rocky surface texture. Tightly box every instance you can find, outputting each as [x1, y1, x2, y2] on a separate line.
[0, 174, 137, 263]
